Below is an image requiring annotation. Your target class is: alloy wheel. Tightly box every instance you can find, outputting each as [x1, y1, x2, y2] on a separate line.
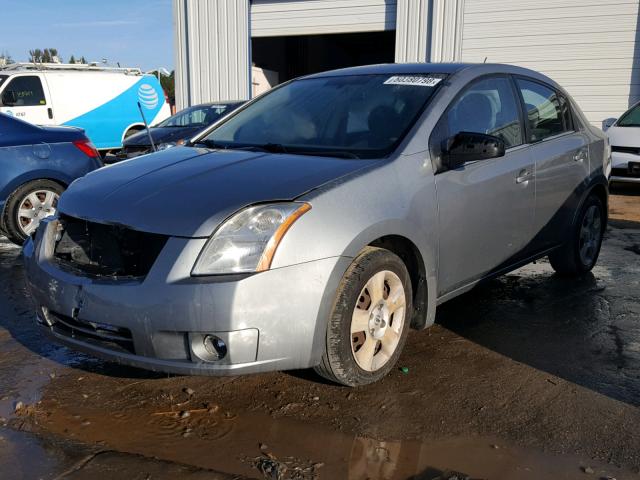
[578, 204, 602, 266]
[17, 189, 59, 236]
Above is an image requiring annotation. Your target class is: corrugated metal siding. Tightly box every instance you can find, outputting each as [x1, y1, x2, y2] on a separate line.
[395, 0, 430, 62]
[251, 0, 397, 37]
[430, 0, 464, 62]
[460, 0, 640, 125]
[173, 0, 250, 109]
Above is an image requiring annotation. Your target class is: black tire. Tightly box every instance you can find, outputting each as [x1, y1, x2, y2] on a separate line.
[548, 194, 605, 276]
[314, 247, 413, 387]
[124, 126, 144, 139]
[2, 180, 64, 245]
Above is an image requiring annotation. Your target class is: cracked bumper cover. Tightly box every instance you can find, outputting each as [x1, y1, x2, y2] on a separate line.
[23, 217, 350, 375]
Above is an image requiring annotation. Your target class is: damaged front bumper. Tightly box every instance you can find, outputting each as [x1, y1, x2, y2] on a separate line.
[23, 217, 349, 375]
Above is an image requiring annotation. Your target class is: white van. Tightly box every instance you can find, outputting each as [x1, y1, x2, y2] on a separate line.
[0, 63, 171, 150]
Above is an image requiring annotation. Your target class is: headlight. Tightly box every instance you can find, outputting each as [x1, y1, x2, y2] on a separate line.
[192, 202, 311, 275]
[157, 139, 185, 151]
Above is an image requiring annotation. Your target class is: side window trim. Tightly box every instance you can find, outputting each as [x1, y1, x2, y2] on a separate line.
[508, 74, 530, 147]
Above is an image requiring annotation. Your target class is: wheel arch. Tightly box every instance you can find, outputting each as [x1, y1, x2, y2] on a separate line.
[367, 235, 429, 330]
[121, 123, 147, 143]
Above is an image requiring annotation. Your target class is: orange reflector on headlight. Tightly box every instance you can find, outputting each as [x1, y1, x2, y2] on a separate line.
[256, 203, 311, 272]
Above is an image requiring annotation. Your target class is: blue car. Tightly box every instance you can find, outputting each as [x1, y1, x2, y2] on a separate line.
[0, 113, 102, 244]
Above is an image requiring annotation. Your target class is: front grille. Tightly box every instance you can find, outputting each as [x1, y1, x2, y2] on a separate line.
[53, 215, 168, 279]
[611, 145, 640, 155]
[47, 310, 135, 354]
[612, 167, 640, 178]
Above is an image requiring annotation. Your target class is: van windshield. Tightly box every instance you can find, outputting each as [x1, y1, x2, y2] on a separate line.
[200, 74, 446, 159]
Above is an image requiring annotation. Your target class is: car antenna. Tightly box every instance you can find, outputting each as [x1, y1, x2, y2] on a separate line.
[137, 101, 157, 152]
[483, 57, 488, 63]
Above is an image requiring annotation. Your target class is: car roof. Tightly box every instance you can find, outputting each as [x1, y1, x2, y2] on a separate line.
[303, 63, 474, 79]
[195, 101, 244, 107]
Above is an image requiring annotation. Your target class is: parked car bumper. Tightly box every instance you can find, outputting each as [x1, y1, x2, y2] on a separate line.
[23, 217, 349, 375]
[610, 152, 640, 183]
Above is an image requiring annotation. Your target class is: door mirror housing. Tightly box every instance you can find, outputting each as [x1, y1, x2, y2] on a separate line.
[1, 90, 17, 107]
[602, 118, 617, 131]
[441, 132, 506, 170]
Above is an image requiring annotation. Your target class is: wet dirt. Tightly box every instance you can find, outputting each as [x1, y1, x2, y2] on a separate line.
[1, 187, 639, 479]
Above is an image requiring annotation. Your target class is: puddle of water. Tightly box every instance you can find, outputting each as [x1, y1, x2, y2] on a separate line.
[38, 405, 632, 480]
[0, 427, 84, 480]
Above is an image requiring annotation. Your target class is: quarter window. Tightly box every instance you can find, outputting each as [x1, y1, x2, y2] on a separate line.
[2, 76, 46, 106]
[516, 79, 568, 142]
[440, 76, 524, 148]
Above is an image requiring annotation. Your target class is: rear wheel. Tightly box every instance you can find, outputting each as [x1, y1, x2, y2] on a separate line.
[314, 247, 413, 387]
[2, 180, 63, 245]
[549, 194, 605, 276]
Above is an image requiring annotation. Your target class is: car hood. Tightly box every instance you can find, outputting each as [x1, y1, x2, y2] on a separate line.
[58, 146, 377, 237]
[124, 126, 203, 147]
[607, 125, 640, 148]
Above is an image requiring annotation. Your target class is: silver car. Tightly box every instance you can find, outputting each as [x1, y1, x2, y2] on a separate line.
[24, 63, 609, 386]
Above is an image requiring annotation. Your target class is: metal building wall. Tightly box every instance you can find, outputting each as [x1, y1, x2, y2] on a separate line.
[395, 0, 431, 62]
[460, 0, 640, 125]
[394, 0, 464, 63]
[251, 0, 397, 37]
[173, 0, 250, 110]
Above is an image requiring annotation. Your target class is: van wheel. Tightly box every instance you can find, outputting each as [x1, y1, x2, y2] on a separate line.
[124, 126, 144, 139]
[314, 247, 413, 387]
[549, 194, 605, 276]
[2, 180, 63, 245]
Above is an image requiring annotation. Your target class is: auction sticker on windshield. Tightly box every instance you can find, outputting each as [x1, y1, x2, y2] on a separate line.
[384, 75, 442, 87]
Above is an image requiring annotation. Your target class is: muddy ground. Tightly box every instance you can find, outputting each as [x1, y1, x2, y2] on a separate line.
[1, 185, 639, 480]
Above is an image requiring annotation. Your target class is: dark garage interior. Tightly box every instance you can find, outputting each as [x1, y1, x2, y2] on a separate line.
[252, 30, 396, 84]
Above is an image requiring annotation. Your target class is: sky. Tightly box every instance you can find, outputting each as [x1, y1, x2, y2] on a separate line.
[0, 0, 173, 71]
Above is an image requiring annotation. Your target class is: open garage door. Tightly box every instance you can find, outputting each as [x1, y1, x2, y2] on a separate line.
[459, 0, 640, 126]
[251, 0, 397, 88]
[251, 0, 397, 37]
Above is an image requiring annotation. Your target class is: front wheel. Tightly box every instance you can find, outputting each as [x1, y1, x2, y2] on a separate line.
[2, 180, 63, 245]
[549, 194, 605, 276]
[314, 247, 413, 387]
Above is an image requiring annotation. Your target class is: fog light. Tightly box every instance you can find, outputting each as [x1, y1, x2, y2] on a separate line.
[203, 335, 227, 360]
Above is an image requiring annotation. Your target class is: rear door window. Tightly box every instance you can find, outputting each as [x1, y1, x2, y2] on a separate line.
[3, 76, 46, 106]
[516, 79, 568, 142]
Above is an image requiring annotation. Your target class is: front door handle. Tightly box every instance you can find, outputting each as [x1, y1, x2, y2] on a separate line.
[516, 169, 533, 184]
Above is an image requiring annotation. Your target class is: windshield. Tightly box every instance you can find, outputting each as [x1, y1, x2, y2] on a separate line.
[617, 103, 640, 127]
[157, 104, 238, 128]
[201, 74, 446, 159]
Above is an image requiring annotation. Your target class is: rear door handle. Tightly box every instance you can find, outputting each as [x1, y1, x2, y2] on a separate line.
[47, 108, 53, 119]
[573, 148, 587, 162]
[516, 169, 533, 184]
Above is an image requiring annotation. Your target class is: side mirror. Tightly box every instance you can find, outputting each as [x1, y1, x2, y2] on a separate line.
[1, 90, 17, 107]
[602, 118, 617, 131]
[441, 131, 505, 170]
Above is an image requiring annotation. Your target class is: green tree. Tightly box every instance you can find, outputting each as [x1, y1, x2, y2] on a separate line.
[69, 54, 76, 64]
[80, 56, 87, 64]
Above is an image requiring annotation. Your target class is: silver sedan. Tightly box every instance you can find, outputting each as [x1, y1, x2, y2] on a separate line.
[24, 63, 609, 386]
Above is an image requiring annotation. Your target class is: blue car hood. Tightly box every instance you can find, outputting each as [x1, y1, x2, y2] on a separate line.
[58, 146, 376, 237]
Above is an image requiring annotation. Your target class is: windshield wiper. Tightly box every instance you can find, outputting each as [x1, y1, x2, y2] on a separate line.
[292, 150, 361, 159]
[233, 143, 289, 153]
